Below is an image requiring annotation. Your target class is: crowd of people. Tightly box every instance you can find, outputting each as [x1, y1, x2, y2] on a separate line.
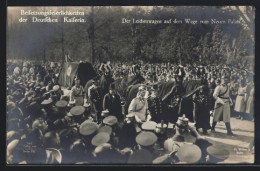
[6, 59, 254, 164]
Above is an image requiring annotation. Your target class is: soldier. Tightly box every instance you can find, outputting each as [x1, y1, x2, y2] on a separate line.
[128, 131, 159, 164]
[43, 69, 53, 86]
[147, 84, 165, 123]
[99, 63, 115, 96]
[103, 83, 123, 121]
[51, 85, 63, 103]
[34, 73, 44, 87]
[89, 80, 104, 124]
[128, 85, 149, 123]
[164, 115, 212, 163]
[70, 78, 86, 106]
[211, 75, 235, 136]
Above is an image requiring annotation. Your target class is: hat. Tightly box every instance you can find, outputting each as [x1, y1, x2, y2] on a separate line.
[141, 121, 157, 131]
[103, 116, 118, 126]
[207, 145, 229, 162]
[127, 149, 153, 164]
[176, 144, 202, 163]
[136, 131, 158, 147]
[79, 120, 98, 136]
[41, 98, 53, 105]
[70, 106, 85, 116]
[94, 143, 112, 154]
[55, 100, 68, 108]
[53, 85, 60, 91]
[109, 83, 116, 90]
[91, 132, 110, 146]
[98, 125, 113, 136]
[156, 123, 167, 128]
[101, 110, 109, 117]
[176, 115, 189, 129]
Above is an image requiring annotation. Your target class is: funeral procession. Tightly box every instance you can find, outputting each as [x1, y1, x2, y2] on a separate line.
[6, 6, 255, 165]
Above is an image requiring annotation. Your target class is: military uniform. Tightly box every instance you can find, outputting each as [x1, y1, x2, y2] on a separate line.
[89, 85, 104, 123]
[211, 75, 235, 136]
[70, 85, 85, 106]
[148, 96, 164, 123]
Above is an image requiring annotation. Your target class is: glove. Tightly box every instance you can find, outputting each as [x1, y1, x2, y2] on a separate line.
[216, 97, 225, 105]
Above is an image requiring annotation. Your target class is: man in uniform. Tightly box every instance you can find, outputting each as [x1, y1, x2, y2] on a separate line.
[128, 85, 149, 123]
[147, 84, 165, 123]
[164, 115, 212, 163]
[211, 75, 235, 136]
[99, 62, 115, 96]
[89, 80, 104, 124]
[70, 78, 86, 106]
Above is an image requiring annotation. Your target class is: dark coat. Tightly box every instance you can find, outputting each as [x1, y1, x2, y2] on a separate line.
[89, 86, 104, 111]
[193, 91, 211, 130]
[103, 93, 122, 120]
[148, 96, 165, 123]
[99, 75, 114, 95]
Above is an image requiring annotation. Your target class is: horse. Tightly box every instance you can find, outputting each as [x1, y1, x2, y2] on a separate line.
[123, 79, 204, 123]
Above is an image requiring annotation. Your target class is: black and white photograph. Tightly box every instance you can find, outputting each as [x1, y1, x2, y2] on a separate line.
[6, 6, 255, 165]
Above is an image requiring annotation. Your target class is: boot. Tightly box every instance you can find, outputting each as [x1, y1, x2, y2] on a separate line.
[211, 122, 217, 132]
[203, 129, 208, 135]
[225, 122, 236, 136]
